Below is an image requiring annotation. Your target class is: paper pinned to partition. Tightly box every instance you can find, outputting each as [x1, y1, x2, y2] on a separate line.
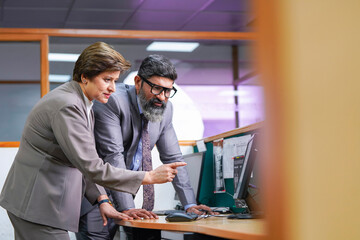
[213, 138, 225, 193]
[196, 140, 207, 152]
[222, 134, 253, 179]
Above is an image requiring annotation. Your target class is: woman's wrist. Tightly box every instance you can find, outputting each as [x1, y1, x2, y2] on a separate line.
[97, 194, 108, 202]
[98, 198, 112, 206]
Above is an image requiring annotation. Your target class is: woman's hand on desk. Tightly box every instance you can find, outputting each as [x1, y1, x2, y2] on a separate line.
[99, 201, 133, 226]
[122, 208, 158, 219]
[186, 204, 219, 215]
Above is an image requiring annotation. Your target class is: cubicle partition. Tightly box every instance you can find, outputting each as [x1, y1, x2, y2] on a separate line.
[195, 122, 263, 211]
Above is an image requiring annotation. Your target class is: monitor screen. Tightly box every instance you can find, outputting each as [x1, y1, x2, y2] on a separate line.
[233, 134, 259, 209]
[175, 152, 204, 203]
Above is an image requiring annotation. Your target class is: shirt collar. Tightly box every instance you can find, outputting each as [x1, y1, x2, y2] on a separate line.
[82, 92, 93, 117]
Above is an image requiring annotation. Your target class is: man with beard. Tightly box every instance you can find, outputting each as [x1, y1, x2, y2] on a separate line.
[76, 55, 214, 240]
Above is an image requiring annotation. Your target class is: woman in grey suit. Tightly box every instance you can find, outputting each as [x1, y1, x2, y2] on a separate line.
[0, 42, 185, 240]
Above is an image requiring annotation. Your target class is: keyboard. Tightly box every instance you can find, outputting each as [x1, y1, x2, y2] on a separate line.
[210, 207, 230, 213]
[152, 209, 185, 215]
[227, 211, 263, 219]
[165, 212, 199, 222]
[153, 207, 230, 215]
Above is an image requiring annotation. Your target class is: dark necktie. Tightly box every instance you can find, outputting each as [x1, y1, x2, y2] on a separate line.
[141, 115, 155, 211]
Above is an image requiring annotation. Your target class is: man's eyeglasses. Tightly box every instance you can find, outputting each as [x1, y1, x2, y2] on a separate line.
[140, 76, 177, 98]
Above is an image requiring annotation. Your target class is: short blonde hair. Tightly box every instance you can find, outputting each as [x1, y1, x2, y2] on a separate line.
[72, 42, 131, 82]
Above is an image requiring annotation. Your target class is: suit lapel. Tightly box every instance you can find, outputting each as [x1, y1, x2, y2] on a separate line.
[126, 85, 142, 169]
[69, 81, 92, 129]
[127, 85, 142, 132]
[90, 109, 95, 133]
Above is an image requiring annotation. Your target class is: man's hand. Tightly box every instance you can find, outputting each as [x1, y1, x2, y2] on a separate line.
[142, 162, 187, 184]
[99, 202, 133, 226]
[123, 208, 158, 220]
[186, 204, 219, 215]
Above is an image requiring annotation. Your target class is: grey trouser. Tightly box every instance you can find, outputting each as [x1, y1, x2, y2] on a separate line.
[75, 206, 117, 240]
[7, 211, 70, 240]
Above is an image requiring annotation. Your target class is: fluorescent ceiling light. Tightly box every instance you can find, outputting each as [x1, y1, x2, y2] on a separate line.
[49, 74, 71, 82]
[146, 42, 199, 52]
[48, 53, 80, 62]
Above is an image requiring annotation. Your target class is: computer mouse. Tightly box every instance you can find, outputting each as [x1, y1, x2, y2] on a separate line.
[165, 212, 198, 222]
[227, 213, 253, 219]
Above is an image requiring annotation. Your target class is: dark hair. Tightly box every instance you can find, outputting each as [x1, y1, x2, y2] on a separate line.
[72, 42, 131, 82]
[137, 54, 177, 81]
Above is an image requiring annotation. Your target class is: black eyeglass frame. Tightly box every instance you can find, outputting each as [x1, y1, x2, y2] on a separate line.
[140, 76, 177, 98]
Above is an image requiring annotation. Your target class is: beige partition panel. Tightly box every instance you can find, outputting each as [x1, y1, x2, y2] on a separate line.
[257, 0, 360, 239]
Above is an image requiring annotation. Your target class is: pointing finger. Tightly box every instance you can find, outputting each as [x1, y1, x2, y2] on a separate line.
[168, 162, 187, 169]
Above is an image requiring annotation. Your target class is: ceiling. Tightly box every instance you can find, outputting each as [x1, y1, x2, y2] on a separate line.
[0, 0, 258, 86]
[0, 0, 253, 32]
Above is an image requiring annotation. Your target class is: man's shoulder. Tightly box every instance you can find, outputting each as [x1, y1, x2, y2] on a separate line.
[112, 83, 132, 99]
[93, 83, 134, 113]
[163, 100, 174, 118]
[110, 83, 135, 106]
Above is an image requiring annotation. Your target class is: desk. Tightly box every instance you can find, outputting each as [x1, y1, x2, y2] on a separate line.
[117, 216, 266, 240]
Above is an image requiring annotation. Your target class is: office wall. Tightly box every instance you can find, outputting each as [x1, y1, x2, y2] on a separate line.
[0, 148, 17, 239]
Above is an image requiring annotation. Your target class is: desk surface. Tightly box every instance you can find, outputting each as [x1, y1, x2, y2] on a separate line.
[117, 216, 266, 240]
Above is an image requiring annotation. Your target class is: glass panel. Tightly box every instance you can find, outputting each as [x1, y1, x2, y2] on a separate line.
[0, 42, 40, 82]
[180, 85, 236, 138]
[237, 85, 265, 127]
[236, 42, 264, 128]
[0, 84, 40, 141]
[0, 42, 40, 141]
[50, 82, 65, 91]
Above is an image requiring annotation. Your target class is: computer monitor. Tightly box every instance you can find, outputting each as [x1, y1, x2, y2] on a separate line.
[175, 152, 204, 204]
[233, 133, 260, 212]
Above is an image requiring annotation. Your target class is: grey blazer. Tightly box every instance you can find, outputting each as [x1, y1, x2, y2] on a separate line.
[89, 83, 196, 212]
[0, 81, 145, 232]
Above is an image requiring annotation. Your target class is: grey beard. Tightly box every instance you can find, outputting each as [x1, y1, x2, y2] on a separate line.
[138, 89, 166, 122]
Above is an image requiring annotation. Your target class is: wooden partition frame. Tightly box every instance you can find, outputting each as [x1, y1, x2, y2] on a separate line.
[0, 34, 49, 97]
[0, 28, 256, 40]
[0, 33, 49, 147]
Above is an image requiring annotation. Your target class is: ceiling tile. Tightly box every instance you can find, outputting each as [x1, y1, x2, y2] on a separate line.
[128, 10, 193, 25]
[3, 21, 64, 28]
[123, 23, 183, 31]
[187, 12, 247, 27]
[4, 0, 73, 8]
[204, 0, 249, 12]
[139, 0, 210, 11]
[0, 0, 252, 33]
[67, 9, 133, 24]
[181, 24, 246, 32]
[3, 9, 67, 23]
[64, 22, 124, 30]
[72, 0, 143, 10]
